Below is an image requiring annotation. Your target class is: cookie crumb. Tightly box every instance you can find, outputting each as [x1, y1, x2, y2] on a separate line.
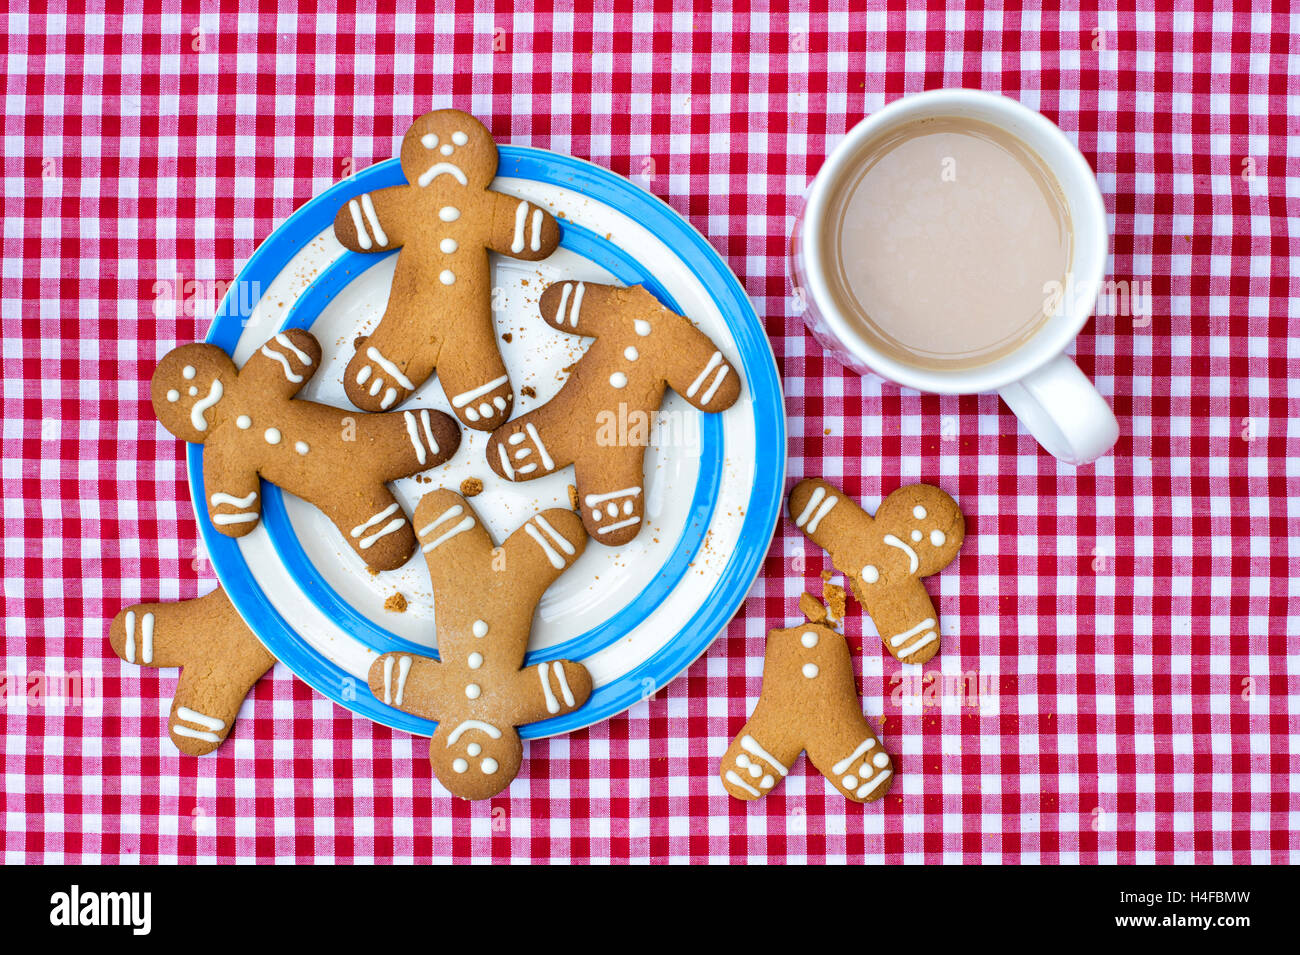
[384, 593, 407, 613]
[567, 484, 579, 511]
[522, 385, 537, 399]
[823, 579, 847, 623]
[799, 592, 828, 624]
[502, 332, 513, 343]
[460, 477, 484, 497]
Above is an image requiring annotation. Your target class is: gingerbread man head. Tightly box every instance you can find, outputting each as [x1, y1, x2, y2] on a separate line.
[398, 109, 498, 194]
[789, 479, 965, 664]
[367, 489, 593, 799]
[150, 343, 239, 444]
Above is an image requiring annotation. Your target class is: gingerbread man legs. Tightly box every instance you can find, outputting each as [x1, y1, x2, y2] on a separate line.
[108, 587, 275, 756]
[719, 623, 894, 803]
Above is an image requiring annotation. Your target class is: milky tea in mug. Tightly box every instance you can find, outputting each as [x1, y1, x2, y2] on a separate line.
[819, 116, 1072, 371]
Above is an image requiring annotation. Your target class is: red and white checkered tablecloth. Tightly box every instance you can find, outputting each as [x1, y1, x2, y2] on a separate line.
[2, 2, 1296, 864]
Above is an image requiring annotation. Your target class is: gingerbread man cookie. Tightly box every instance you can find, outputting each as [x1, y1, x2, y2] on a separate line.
[789, 479, 965, 665]
[719, 620, 894, 803]
[334, 109, 561, 428]
[108, 587, 275, 756]
[150, 329, 461, 572]
[485, 281, 742, 546]
[367, 489, 592, 800]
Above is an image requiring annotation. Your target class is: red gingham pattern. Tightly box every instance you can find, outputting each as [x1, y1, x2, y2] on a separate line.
[2, 2, 1296, 864]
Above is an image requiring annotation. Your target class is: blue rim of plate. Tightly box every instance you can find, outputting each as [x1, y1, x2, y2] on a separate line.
[260, 217, 723, 664]
[191, 146, 786, 738]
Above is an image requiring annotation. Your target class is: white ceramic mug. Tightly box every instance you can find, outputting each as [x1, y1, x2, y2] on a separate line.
[792, 88, 1120, 466]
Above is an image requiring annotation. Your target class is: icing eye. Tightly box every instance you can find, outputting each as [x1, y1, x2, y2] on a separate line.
[182, 365, 196, 379]
[421, 133, 438, 149]
[862, 565, 879, 584]
[931, 529, 946, 547]
[481, 757, 499, 774]
[452, 131, 469, 146]
[452, 758, 468, 773]
[166, 390, 179, 402]
[235, 415, 252, 429]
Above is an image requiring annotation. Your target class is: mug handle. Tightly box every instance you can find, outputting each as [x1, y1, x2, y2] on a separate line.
[997, 354, 1120, 466]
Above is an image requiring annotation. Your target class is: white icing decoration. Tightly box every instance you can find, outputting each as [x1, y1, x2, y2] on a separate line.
[452, 131, 468, 146]
[533, 515, 576, 554]
[806, 494, 837, 534]
[889, 619, 936, 648]
[552, 662, 574, 707]
[182, 365, 196, 379]
[480, 758, 498, 774]
[188, 387, 198, 396]
[446, 719, 501, 744]
[529, 208, 544, 251]
[452, 758, 468, 773]
[421, 133, 438, 149]
[361, 193, 388, 246]
[440, 270, 455, 285]
[623, 501, 633, 515]
[741, 735, 789, 776]
[173, 726, 220, 744]
[605, 503, 618, 517]
[477, 402, 492, 417]
[213, 512, 259, 525]
[472, 620, 488, 638]
[634, 319, 651, 336]
[748, 763, 762, 778]
[913, 505, 927, 519]
[176, 706, 225, 731]
[700, 365, 730, 405]
[123, 610, 136, 663]
[525, 423, 553, 470]
[451, 375, 509, 409]
[166, 390, 179, 402]
[801, 631, 818, 648]
[883, 534, 920, 574]
[725, 770, 760, 797]
[524, 522, 566, 569]
[211, 491, 257, 509]
[585, 487, 641, 506]
[260, 344, 303, 382]
[610, 372, 627, 389]
[465, 683, 480, 699]
[596, 516, 640, 535]
[843, 776, 858, 789]
[735, 754, 751, 769]
[856, 770, 893, 799]
[496, 443, 515, 479]
[467, 743, 481, 756]
[395, 656, 412, 705]
[418, 410, 439, 456]
[896, 632, 938, 659]
[802, 663, 819, 679]
[353, 503, 400, 538]
[553, 282, 571, 325]
[794, 486, 825, 528]
[355, 366, 371, 386]
[235, 415, 251, 429]
[417, 161, 468, 187]
[440, 237, 458, 253]
[931, 529, 946, 547]
[368, 378, 382, 397]
[438, 206, 460, 221]
[420, 514, 475, 552]
[440, 143, 453, 156]
[567, 282, 585, 326]
[862, 564, 879, 584]
[380, 388, 397, 409]
[189, 379, 223, 432]
[347, 199, 371, 249]
[624, 346, 639, 361]
[295, 441, 309, 455]
[263, 428, 281, 445]
[511, 200, 529, 253]
[468, 652, 483, 670]
[493, 395, 506, 410]
[873, 751, 890, 768]
[366, 346, 415, 390]
[832, 739, 877, 776]
[358, 518, 406, 550]
[686, 351, 723, 398]
[382, 656, 393, 703]
[539, 665, 560, 713]
[404, 412, 427, 465]
[911, 529, 923, 542]
[760, 775, 774, 789]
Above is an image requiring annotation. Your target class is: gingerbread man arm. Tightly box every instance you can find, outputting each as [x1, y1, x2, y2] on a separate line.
[333, 184, 412, 253]
[663, 323, 743, 412]
[202, 443, 263, 538]
[366, 651, 449, 717]
[537, 280, 640, 338]
[503, 660, 593, 726]
[485, 191, 561, 260]
[237, 329, 322, 400]
[108, 588, 275, 756]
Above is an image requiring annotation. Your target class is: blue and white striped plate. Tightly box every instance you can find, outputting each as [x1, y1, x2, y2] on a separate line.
[193, 146, 785, 738]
